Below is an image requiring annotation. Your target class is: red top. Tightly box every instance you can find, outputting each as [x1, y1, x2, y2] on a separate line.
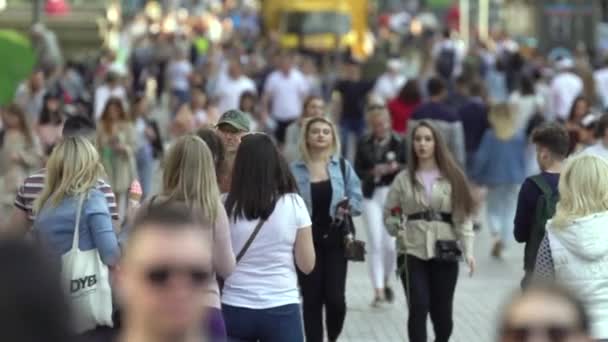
[388, 97, 419, 134]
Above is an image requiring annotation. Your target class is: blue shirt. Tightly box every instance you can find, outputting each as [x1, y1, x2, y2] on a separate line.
[33, 189, 120, 266]
[290, 156, 363, 219]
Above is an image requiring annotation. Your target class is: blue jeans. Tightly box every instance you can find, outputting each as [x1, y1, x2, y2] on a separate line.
[136, 144, 154, 199]
[340, 118, 365, 158]
[486, 184, 520, 244]
[223, 303, 304, 342]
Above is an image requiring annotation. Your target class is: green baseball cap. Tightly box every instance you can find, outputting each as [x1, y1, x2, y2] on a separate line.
[216, 109, 251, 132]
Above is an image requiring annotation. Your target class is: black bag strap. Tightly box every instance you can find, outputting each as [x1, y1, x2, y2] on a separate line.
[236, 219, 265, 263]
[339, 157, 347, 187]
[338, 157, 355, 237]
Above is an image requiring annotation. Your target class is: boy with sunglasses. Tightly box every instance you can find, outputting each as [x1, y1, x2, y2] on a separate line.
[114, 203, 213, 342]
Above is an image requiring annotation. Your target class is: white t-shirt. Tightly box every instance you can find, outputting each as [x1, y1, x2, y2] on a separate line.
[215, 74, 257, 114]
[582, 142, 608, 160]
[221, 193, 312, 309]
[509, 92, 544, 133]
[594, 68, 608, 109]
[94, 85, 127, 120]
[167, 60, 193, 91]
[264, 69, 310, 122]
[550, 72, 583, 121]
[373, 73, 406, 103]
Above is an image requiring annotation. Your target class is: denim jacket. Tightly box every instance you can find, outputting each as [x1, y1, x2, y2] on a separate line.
[291, 155, 363, 219]
[33, 188, 120, 266]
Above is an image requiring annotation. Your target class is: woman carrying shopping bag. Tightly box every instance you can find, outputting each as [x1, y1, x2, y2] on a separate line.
[33, 136, 120, 333]
[383, 121, 476, 342]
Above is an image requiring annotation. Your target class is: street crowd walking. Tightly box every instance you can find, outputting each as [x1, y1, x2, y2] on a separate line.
[4, 2, 608, 342]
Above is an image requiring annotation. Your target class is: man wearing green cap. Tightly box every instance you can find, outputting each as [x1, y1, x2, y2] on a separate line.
[216, 109, 251, 193]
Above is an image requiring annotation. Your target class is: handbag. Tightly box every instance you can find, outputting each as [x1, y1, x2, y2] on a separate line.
[62, 193, 113, 333]
[435, 239, 463, 263]
[338, 158, 367, 262]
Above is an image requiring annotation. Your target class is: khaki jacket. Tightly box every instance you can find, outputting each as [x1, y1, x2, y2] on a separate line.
[383, 170, 474, 260]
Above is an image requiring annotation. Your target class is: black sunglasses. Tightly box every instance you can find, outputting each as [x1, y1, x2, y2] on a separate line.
[145, 265, 212, 288]
[501, 324, 583, 342]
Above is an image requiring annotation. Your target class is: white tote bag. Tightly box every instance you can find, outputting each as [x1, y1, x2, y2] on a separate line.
[62, 193, 113, 333]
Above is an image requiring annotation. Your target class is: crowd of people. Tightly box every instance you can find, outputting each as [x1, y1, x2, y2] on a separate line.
[5, 5, 608, 342]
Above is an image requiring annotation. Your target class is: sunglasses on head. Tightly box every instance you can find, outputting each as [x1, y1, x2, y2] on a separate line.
[501, 324, 583, 342]
[144, 265, 212, 288]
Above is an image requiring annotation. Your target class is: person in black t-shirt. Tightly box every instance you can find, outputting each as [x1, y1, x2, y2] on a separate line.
[333, 60, 376, 159]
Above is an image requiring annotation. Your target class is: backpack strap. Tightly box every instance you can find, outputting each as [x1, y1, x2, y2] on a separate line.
[530, 175, 554, 198]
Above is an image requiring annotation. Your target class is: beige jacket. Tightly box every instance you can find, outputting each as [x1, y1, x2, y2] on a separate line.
[383, 170, 474, 260]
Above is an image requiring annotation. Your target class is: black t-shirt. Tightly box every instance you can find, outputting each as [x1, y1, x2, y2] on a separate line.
[334, 79, 375, 121]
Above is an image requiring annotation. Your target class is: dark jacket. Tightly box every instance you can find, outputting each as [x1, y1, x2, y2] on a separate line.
[354, 133, 407, 198]
[409, 101, 466, 166]
[458, 98, 489, 155]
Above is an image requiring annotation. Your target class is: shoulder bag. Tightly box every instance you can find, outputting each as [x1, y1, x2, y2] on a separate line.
[338, 158, 366, 262]
[62, 192, 114, 333]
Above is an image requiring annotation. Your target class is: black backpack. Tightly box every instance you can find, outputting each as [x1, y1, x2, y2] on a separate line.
[436, 47, 456, 80]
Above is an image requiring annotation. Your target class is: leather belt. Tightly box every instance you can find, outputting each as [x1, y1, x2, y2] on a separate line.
[408, 211, 453, 224]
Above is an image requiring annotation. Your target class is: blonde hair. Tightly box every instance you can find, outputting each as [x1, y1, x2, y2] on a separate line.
[489, 103, 516, 140]
[552, 154, 608, 227]
[298, 116, 341, 163]
[34, 136, 104, 213]
[161, 135, 221, 225]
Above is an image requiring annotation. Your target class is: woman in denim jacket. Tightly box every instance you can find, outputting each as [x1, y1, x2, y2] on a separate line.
[33, 136, 120, 267]
[290, 116, 363, 342]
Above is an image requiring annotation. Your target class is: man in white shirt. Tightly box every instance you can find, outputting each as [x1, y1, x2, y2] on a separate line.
[167, 50, 193, 112]
[373, 59, 406, 104]
[583, 114, 608, 160]
[94, 71, 127, 120]
[550, 58, 583, 121]
[594, 58, 608, 111]
[262, 53, 311, 144]
[214, 58, 257, 114]
[14, 70, 46, 122]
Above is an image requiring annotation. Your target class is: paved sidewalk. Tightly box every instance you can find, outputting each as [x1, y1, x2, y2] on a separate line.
[341, 218, 524, 342]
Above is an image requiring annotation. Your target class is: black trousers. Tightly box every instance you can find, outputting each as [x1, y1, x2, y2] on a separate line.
[298, 243, 348, 342]
[398, 254, 459, 342]
[274, 119, 295, 145]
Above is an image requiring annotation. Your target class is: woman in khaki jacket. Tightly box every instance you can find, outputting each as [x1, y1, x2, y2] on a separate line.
[383, 120, 476, 342]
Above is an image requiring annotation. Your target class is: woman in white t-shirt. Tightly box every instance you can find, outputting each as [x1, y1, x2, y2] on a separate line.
[222, 133, 315, 342]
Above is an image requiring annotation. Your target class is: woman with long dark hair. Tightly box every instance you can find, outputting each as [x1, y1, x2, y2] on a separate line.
[222, 133, 315, 342]
[97, 97, 137, 215]
[384, 120, 476, 342]
[36, 90, 64, 155]
[291, 116, 363, 342]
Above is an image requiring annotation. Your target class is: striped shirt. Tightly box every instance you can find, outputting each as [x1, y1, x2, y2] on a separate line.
[14, 169, 120, 222]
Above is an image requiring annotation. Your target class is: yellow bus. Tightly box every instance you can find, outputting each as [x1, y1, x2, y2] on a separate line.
[262, 0, 373, 60]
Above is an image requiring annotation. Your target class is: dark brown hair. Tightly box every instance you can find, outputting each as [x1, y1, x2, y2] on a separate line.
[100, 97, 128, 134]
[532, 123, 570, 159]
[4, 104, 34, 145]
[408, 121, 475, 217]
[397, 79, 422, 104]
[302, 95, 323, 115]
